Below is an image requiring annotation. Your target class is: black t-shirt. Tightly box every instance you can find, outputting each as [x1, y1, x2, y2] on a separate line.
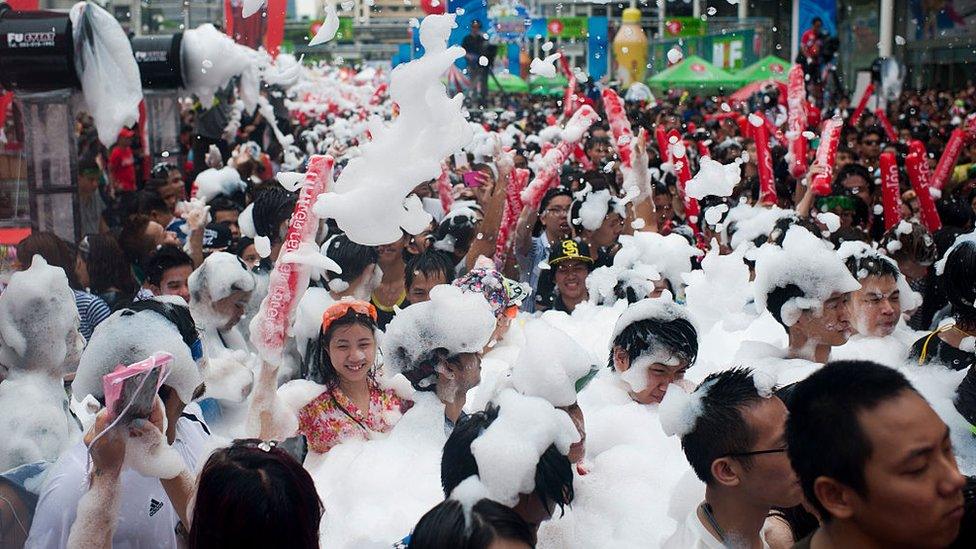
[909, 332, 975, 372]
[461, 33, 486, 60]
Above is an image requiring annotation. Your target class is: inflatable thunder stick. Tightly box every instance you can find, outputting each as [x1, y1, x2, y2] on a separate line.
[876, 109, 897, 142]
[849, 82, 874, 127]
[905, 141, 942, 232]
[521, 105, 600, 208]
[436, 163, 453, 214]
[494, 168, 530, 269]
[931, 128, 966, 191]
[671, 140, 699, 223]
[809, 117, 843, 196]
[753, 115, 777, 205]
[879, 151, 903, 231]
[249, 155, 334, 362]
[787, 64, 808, 178]
[602, 88, 634, 168]
[655, 125, 670, 164]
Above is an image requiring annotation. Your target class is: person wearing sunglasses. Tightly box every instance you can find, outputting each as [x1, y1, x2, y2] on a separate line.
[295, 300, 410, 455]
[665, 367, 803, 549]
[857, 127, 885, 172]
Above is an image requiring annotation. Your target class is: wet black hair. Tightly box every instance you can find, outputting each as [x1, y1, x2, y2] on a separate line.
[786, 360, 916, 520]
[121, 298, 198, 350]
[189, 439, 322, 549]
[767, 216, 820, 247]
[936, 196, 974, 230]
[442, 405, 574, 517]
[323, 234, 380, 284]
[608, 315, 699, 371]
[832, 163, 875, 196]
[407, 499, 535, 549]
[208, 195, 244, 215]
[765, 283, 806, 330]
[880, 221, 937, 266]
[251, 187, 298, 244]
[313, 308, 378, 387]
[132, 190, 170, 216]
[435, 211, 479, 258]
[942, 240, 976, 325]
[235, 236, 255, 257]
[681, 367, 766, 484]
[843, 251, 900, 282]
[143, 245, 194, 288]
[405, 249, 456, 289]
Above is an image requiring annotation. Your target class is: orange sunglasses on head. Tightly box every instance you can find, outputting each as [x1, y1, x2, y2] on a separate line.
[321, 300, 378, 333]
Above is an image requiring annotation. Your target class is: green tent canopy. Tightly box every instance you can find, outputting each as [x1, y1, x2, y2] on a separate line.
[646, 55, 740, 92]
[733, 55, 791, 84]
[529, 74, 569, 96]
[489, 72, 530, 93]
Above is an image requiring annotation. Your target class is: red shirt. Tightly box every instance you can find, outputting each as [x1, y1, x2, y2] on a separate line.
[801, 29, 821, 59]
[108, 145, 136, 192]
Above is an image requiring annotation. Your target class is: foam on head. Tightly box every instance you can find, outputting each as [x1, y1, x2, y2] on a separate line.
[72, 303, 203, 405]
[511, 320, 594, 408]
[380, 285, 496, 377]
[753, 226, 861, 326]
[0, 255, 82, 376]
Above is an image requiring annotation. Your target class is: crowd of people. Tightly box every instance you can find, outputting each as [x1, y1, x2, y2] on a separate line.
[0, 12, 975, 549]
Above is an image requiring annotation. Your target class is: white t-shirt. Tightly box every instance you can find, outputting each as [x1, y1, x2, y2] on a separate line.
[25, 410, 212, 549]
[663, 507, 771, 549]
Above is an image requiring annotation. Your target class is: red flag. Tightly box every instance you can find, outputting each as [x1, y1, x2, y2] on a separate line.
[225, 0, 286, 56]
[263, 0, 287, 57]
[5, 0, 39, 10]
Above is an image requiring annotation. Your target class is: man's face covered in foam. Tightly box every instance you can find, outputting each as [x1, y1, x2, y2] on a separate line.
[795, 291, 854, 347]
[212, 289, 252, 331]
[849, 275, 901, 338]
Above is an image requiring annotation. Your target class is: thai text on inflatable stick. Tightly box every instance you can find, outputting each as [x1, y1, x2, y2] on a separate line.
[879, 151, 903, 231]
[601, 88, 634, 168]
[520, 105, 600, 208]
[931, 128, 967, 191]
[849, 82, 874, 127]
[905, 140, 942, 232]
[494, 168, 530, 269]
[249, 155, 335, 363]
[876, 108, 897, 142]
[787, 64, 808, 178]
[670, 139, 699, 224]
[752, 114, 777, 205]
[809, 116, 843, 196]
[558, 53, 578, 118]
[655, 125, 670, 164]
[437, 162, 453, 214]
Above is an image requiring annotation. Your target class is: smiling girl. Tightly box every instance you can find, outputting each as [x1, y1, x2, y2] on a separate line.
[298, 300, 410, 454]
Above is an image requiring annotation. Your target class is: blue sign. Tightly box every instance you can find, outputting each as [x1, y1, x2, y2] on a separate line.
[588, 16, 609, 80]
[797, 0, 837, 55]
[448, 0, 489, 69]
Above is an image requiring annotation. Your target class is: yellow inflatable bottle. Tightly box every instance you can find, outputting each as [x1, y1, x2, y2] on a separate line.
[612, 7, 648, 88]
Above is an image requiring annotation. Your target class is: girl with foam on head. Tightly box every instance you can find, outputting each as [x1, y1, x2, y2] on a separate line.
[297, 300, 410, 454]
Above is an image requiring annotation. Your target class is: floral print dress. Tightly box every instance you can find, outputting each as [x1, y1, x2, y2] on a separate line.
[298, 382, 408, 454]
